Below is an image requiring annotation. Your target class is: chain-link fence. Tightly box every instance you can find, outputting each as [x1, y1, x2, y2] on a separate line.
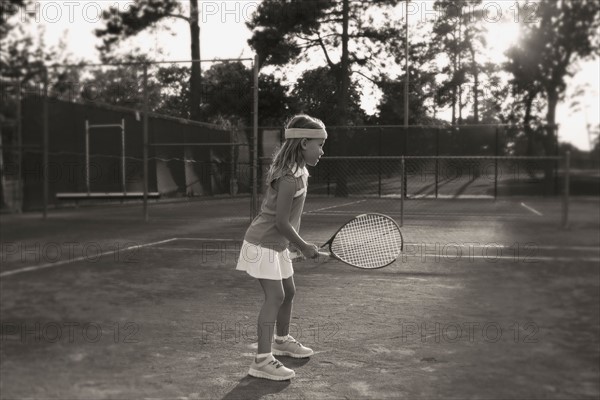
[1, 58, 259, 221]
[257, 125, 574, 227]
[1, 63, 586, 228]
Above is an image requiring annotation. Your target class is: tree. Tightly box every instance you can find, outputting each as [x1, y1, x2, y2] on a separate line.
[504, 0, 599, 191]
[377, 34, 437, 124]
[257, 73, 294, 127]
[249, 0, 402, 123]
[247, 0, 402, 195]
[200, 61, 291, 130]
[78, 55, 163, 110]
[376, 73, 436, 125]
[290, 66, 365, 125]
[505, 0, 599, 157]
[590, 123, 600, 157]
[95, 0, 203, 121]
[1, 17, 80, 106]
[431, 0, 489, 124]
[476, 62, 511, 125]
[153, 64, 192, 118]
[1, 0, 25, 40]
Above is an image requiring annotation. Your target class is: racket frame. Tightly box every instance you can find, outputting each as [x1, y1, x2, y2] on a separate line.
[292, 213, 403, 269]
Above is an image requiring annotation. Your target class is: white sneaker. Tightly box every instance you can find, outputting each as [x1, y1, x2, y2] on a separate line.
[248, 354, 295, 381]
[272, 336, 314, 358]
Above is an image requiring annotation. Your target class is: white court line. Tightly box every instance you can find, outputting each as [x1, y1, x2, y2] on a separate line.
[527, 245, 600, 251]
[0, 238, 178, 278]
[306, 210, 528, 218]
[153, 245, 599, 263]
[172, 238, 600, 253]
[175, 238, 241, 242]
[153, 247, 240, 252]
[520, 202, 543, 216]
[304, 199, 367, 214]
[307, 210, 403, 216]
[404, 243, 600, 252]
[4, 236, 595, 278]
[400, 253, 600, 263]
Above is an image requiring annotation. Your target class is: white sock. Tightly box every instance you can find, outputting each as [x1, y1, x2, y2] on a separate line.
[255, 352, 271, 362]
[275, 334, 290, 342]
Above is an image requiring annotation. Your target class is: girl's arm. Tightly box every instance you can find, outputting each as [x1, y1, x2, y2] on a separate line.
[275, 175, 319, 258]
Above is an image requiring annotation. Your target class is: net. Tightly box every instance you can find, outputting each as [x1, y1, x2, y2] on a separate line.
[330, 213, 403, 269]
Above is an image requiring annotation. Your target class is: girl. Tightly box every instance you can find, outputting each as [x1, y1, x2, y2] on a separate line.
[236, 114, 326, 381]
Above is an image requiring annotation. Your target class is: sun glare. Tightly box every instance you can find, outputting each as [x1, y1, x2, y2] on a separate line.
[485, 20, 522, 63]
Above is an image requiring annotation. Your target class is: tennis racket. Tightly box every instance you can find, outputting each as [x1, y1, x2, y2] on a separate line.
[289, 213, 403, 269]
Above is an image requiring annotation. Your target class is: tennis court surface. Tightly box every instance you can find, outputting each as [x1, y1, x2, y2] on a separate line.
[1, 196, 599, 399]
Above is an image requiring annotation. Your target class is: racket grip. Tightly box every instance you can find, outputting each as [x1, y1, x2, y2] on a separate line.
[289, 250, 330, 261]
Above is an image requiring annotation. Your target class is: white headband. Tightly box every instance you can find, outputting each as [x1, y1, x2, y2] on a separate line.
[284, 128, 328, 140]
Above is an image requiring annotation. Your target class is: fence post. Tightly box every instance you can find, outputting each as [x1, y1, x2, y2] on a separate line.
[403, 127, 408, 199]
[142, 64, 149, 222]
[378, 128, 382, 198]
[251, 54, 259, 221]
[42, 67, 49, 219]
[121, 118, 126, 196]
[16, 77, 23, 213]
[494, 126, 499, 200]
[435, 128, 439, 198]
[85, 120, 90, 194]
[400, 155, 405, 227]
[229, 130, 236, 196]
[562, 151, 570, 229]
[554, 125, 560, 196]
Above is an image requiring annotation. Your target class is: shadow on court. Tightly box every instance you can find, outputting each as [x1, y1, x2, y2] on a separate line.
[222, 359, 308, 400]
[222, 377, 291, 400]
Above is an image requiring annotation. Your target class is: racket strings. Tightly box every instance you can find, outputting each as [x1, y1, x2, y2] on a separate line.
[335, 217, 396, 268]
[331, 214, 402, 268]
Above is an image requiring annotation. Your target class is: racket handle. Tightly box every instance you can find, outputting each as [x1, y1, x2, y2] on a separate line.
[289, 250, 330, 261]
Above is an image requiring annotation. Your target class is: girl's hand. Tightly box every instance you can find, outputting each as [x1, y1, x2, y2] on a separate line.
[301, 243, 320, 259]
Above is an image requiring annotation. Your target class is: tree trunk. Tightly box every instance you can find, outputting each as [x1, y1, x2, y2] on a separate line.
[451, 86, 456, 125]
[523, 93, 538, 179]
[544, 87, 559, 194]
[470, 46, 479, 123]
[546, 88, 558, 136]
[472, 70, 478, 122]
[451, 27, 457, 125]
[189, 0, 210, 194]
[189, 0, 201, 121]
[524, 93, 534, 157]
[338, 0, 350, 125]
[335, 0, 350, 197]
[457, 19, 463, 124]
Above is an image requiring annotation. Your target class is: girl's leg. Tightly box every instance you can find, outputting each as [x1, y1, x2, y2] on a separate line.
[271, 275, 312, 358]
[276, 276, 296, 337]
[257, 279, 285, 355]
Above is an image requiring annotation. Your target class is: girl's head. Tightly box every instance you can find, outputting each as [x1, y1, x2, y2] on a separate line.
[266, 114, 327, 183]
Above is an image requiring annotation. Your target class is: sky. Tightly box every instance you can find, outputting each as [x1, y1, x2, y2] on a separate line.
[11, 0, 600, 151]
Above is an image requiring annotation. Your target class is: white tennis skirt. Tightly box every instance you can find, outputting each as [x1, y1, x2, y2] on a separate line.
[236, 241, 294, 280]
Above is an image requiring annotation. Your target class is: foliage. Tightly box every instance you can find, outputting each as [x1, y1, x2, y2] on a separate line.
[247, 0, 403, 125]
[290, 66, 365, 125]
[95, 0, 203, 120]
[504, 0, 599, 155]
[200, 61, 291, 127]
[376, 35, 437, 124]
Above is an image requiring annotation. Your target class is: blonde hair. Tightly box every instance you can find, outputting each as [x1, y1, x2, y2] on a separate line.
[266, 114, 325, 184]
